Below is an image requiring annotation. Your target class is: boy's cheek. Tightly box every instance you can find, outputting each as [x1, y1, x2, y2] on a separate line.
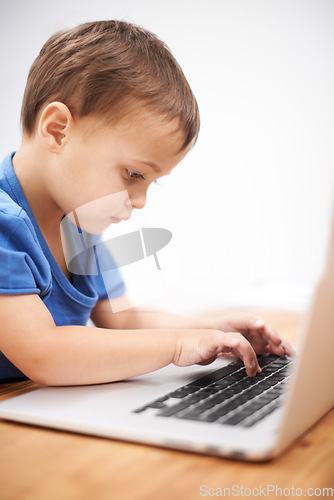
[65, 190, 132, 233]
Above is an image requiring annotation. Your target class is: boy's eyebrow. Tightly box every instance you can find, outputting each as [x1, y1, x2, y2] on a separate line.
[132, 159, 162, 173]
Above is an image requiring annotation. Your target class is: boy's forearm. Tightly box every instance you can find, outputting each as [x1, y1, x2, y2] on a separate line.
[128, 307, 217, 330]
[38, 310, 216, 385]
[30, 325, 180, 386]
[101, 305, 217, 331]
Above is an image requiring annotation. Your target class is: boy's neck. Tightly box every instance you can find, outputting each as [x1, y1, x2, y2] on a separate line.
[12, 140, 64, 234]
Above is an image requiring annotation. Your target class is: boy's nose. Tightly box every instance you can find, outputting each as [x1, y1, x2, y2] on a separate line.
[129, 191, 147, 210]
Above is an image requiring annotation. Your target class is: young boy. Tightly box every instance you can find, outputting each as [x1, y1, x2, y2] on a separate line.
[0, 20, 293, 385]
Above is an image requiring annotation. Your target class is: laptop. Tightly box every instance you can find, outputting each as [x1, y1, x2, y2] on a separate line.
[0, 213, 333, 462]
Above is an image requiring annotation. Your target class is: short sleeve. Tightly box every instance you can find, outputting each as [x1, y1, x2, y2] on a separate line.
[0, 204, 51, 297]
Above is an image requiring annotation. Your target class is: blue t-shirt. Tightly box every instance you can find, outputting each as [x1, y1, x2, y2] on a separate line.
[0, 152, 126, 381]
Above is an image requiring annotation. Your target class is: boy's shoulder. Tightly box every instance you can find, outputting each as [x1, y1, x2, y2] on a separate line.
[0, 187, 23, 218]
[0, 187, 37, 244]
[0, 187, 51, 299]
[0, 152, 35, 233]
[0, 186, 30, 223]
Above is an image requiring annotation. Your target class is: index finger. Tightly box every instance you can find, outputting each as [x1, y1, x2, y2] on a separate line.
[225, 332, 261, 377]
[262, 323, 296, 356]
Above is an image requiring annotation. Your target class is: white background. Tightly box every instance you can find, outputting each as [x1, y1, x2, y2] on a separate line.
[1, 0, 333, 314]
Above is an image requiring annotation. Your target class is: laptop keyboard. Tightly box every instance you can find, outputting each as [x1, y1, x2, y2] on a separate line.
[133, 354, 295, 427]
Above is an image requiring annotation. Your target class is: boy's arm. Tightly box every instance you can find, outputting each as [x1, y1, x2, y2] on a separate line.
[90, 296, 216, 330]
[0, 294, 260, 386]
[0, 294, 174, 385]
[91, 297, 295, 357]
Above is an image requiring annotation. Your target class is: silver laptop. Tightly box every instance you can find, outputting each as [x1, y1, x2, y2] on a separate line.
[0, 214, 333, 461]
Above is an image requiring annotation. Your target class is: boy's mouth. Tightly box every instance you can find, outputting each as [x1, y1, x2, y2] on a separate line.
[110, 216, 130, 223]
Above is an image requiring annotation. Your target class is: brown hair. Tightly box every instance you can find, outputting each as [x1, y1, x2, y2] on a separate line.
[21, 20, 200, 150]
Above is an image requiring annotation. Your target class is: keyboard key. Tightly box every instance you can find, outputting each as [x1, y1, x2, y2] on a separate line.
[157, 401, 191, 417]
[247, 400, 266, 411]
[235, 394, 251, 404]
[133, 397, 169, 413]
[213, 389, 235, 401]
[199, 399, 219, 410]
[224, 372, 246, 383]
[235, 379, 256, 390]
[186, 365, 240, 388]
[269, 374, 286, 382]
[168, 389, 192, 398]
[243, 400, 281, 427]
[201, 400, 241, 422]
[258, 355, 278, 367]
[213, 379, 234, 389]
[192, 391, 212, 401]
[259, 378, 278, 389]
[222, 413, 247, 425]
[178, 411, 206, 421]
[268, 358, 289, 368]
[245, 390, 261, 401]
[229, 358, 244, 367]
[181, 403, 210, 418]
[210, 390, 235, 403]
[258, 391, 280, 403]
[246, 377, 261, 385]
[200, 387, 221, 395]
[222, 404, 255, 425]
[252, 372, 269, 380]
[269, 386, 283, 395]
[144, 401, 168, 409]
[247, 385, 264, 396]
[262, 365, 281, 373]
[187, 392, 207, 404]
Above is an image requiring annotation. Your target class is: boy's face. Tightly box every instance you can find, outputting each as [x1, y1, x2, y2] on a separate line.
[48, 109, 191, 233]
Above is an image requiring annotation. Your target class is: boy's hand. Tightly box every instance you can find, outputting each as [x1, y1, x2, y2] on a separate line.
[211, 313, 295, 357]
[173, 330, 262, 377]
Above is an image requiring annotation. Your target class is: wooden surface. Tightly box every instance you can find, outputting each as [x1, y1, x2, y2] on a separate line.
[0, 311, 333, 500]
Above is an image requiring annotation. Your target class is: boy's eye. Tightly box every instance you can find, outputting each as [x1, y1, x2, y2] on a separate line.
[127, 169, 146, 181]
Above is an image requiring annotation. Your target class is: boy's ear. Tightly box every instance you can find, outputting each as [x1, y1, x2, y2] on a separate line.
[38, 102, 73, 152]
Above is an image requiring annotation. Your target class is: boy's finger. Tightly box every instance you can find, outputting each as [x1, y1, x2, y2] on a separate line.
[262, 324, 296, 357]
[254, 322, 291, 356]
[224, 332, 260, 377]
[259, 322, 281, 344]
[281, 340, 296, 357]
[252, 320, 283, 349]
[259, 331, 295, 357]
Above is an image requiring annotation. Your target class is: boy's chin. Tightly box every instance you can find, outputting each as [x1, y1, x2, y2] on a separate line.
[80, 220, 115, 234]
[65, 213, 121, 234]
